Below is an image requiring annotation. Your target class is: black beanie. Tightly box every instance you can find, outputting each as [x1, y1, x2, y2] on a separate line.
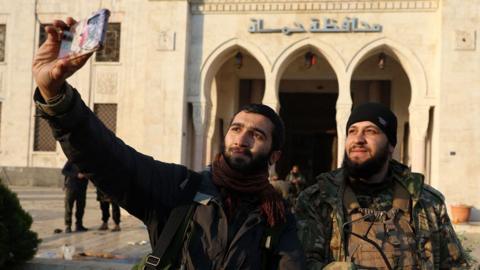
[346, 102, 397, 146]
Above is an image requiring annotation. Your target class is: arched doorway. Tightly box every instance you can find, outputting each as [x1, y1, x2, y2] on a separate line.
[207, 49, 266, 163]
[350, 47, 412, 163]
[277, 47, 339, 186]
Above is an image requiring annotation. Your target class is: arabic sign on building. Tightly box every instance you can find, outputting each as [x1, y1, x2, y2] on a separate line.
[249, 17, 382, 35]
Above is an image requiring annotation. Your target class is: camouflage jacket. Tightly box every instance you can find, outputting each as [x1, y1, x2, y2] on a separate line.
[295, 160, 468, 269]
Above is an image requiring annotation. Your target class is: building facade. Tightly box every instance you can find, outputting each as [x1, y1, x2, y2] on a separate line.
[0, 0, 478, 219]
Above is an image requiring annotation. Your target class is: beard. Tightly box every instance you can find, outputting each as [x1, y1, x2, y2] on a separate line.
[223, 146, 270, 173]
[342, 143, 390, 180]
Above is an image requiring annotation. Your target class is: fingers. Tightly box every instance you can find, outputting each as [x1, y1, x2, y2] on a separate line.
[65, 17, 77, 27]
[52, 19, 69, 30]
[45, 25, 61, 43]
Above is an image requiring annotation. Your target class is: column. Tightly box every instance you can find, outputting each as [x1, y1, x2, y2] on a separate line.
[335, 78, 352, 168]
[192, 100, 211, 171]
[409, 105, 430, 174]
[335, 103, 352, 167]
[262, 75, 280, 112]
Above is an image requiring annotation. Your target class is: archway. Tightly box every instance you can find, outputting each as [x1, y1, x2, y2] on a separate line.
[276, 46, 339, 185]
[350, 46, 412, 163]
[206, 48, 266, 164]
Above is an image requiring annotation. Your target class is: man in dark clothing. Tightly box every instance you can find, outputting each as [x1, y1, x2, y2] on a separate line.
[96, 189, 121, 232]
[295, 103, 468, 269]
[32, 18, 305, 269]
[62, 161, 88, 233]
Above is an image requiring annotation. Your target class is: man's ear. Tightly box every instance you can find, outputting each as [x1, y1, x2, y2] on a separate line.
[269, 150, 282, 165]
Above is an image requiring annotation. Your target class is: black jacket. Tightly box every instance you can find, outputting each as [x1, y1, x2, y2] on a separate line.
[36, 85, 305, 270]
[62, 160, 87, 190]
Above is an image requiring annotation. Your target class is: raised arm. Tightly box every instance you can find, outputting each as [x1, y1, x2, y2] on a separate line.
[32, 18, 188, 222]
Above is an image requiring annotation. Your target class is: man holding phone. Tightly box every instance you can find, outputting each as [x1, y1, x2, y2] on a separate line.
[32, 17, 305, 269]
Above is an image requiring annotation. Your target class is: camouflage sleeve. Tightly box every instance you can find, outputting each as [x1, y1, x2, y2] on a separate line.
[436, 200, 470, 269]
[295, 185, 334, 269]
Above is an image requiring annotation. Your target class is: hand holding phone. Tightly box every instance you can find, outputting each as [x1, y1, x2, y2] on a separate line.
[58, 9, 111, 59]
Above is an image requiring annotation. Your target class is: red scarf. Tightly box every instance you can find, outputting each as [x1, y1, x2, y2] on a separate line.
[212, 154, 286, 227]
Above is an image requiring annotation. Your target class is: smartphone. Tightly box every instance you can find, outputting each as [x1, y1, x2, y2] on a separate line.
[58, 9, 111, 59]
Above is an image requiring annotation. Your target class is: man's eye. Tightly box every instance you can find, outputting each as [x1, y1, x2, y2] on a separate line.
[365, 129, 378, 135]
[230, 126, 240, 132]
[347, 129, 356, 135]
[254, 132, 265, 140]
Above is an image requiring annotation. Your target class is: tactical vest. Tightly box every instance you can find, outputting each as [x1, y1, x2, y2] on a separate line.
[343, 181, 419, 269]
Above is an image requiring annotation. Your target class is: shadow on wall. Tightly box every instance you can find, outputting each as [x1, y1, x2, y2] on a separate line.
[0, 167, 63, 187]
[470, 208, 480, 222]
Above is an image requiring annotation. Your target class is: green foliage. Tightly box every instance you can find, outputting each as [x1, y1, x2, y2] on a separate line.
[0, 183, 41, 268]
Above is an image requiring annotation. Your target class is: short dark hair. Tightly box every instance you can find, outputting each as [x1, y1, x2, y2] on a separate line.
[231, 104, 285, 152]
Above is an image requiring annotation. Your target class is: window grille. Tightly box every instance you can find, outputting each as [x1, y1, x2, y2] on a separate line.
[94, 103, 117, 133]
[0, 25, 6, 62]
[33, 108, 56, 151]
[95, 23, 121, 62]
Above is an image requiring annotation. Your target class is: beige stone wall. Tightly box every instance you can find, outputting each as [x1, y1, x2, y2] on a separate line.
[438, 0, 480, 219]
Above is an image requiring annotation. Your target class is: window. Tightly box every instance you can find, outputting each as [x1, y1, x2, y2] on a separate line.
[0, 102, 2, 141]
[39, 24, 51, 47]
[32, 24, 59, 152]
[94, 104, 117, 133]
[0, 25, 5, 62]
[95, 23, 121, 62]
[33, 108, 56, 151]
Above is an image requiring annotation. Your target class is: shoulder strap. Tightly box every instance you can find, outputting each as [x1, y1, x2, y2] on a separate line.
[143, 171, 203, 270]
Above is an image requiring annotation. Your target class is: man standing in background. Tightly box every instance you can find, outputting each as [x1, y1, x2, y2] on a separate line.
[62, 161, 88, 233]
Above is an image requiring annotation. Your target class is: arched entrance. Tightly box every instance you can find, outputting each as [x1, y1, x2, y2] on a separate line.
[276, 47, 339, 186]
[350, 46, 412, 164]
[207, 49, 266, 163]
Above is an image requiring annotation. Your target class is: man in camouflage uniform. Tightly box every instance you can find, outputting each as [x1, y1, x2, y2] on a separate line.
[296, 103, 468, 269]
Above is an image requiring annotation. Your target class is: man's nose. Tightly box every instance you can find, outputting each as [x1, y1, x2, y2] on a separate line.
[351, 132, 366, 144]
[235, 131, 252, 147]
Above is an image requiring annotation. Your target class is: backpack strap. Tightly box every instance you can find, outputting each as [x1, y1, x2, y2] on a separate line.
[143, 171, 202, 270]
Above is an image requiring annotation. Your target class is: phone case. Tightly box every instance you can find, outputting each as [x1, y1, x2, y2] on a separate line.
[58, 9, 111, 59]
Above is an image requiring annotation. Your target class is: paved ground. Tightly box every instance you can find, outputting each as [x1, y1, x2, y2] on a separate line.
[11, 185, 150, 269]
[9, 185, 480, 269]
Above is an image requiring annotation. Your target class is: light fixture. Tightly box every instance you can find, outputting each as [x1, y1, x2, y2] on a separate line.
[304, 52, 318, 69]
[378, 53, 386, 70]
[234, 52, 243, 69]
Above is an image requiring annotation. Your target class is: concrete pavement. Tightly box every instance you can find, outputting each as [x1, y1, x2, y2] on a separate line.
[11, 185, 150, 269]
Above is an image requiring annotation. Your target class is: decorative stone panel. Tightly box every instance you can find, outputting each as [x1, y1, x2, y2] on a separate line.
[0, 72, 3, 96]
[95, 71, 118, 95]
[189, 0, 439, 14]
[455, 30, 476, 51]
[157, 30, 176, 51]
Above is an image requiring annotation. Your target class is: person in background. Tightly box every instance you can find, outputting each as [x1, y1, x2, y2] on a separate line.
[96, 189, 121, 232]
[285, 165, 306, 197]
[62, 161, 88, 233]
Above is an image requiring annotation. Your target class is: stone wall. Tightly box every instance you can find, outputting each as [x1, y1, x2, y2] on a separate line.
[0, 167, 63, 187]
